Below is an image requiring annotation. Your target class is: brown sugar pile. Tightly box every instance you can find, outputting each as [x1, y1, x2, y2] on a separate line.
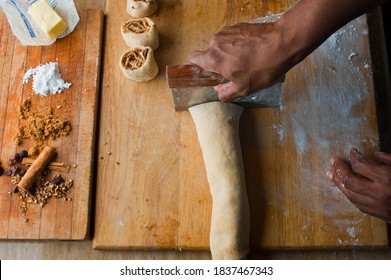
[15, 99, 72, 156]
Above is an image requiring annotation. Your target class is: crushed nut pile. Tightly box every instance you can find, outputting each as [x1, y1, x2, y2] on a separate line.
[4, 150, 73, 220]
[11, 171, 73, 212]
[15, 99, 72, 156]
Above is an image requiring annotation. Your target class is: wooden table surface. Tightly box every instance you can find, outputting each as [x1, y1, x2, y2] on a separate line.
[1, 0, 390, 259]
[94, 0, 389, 250]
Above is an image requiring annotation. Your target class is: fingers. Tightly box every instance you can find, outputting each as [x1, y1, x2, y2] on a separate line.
[189, 50, 208, 69]
[214, 82, 248, 102]
[375, 151, 391, 166]
[328, 157, 374, 197]
[349, 148, 389, 182]
[328, 149, 391, 223]
[353, 203, 391, 223]
[329, 169, 375, 208]
[190, 51, 249, 102]
[328, 167, 391, 222]
[189, 50, 222, 74]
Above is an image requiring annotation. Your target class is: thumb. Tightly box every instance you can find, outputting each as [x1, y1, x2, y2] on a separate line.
[189, 50, 207, 68]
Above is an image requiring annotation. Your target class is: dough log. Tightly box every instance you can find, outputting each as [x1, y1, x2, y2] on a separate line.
[189, 102, 250, 260]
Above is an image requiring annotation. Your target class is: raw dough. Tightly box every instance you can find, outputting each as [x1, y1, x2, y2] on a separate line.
[119, 46, 158, 82]
[189, 102, 250, 260]
[121, 17, 159, 50]
[126, 0, 158, 18]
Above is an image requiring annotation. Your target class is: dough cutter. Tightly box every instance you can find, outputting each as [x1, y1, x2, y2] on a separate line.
[166, 64, 283, 110]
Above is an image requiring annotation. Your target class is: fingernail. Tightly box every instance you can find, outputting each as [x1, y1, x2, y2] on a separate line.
[352, 147, 362, 157]
[326, 171, 333, 180]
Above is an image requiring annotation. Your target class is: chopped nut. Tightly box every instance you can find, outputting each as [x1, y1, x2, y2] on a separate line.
[7, 170, 74, 218]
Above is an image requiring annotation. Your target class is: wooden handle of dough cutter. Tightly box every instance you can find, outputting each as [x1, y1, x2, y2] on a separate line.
[166, 64, 229, 88]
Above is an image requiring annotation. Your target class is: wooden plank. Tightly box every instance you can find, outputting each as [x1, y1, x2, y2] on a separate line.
[0, 10, 103, 240]
[0, 14, 16, 238]
[93, 0, 388, 250]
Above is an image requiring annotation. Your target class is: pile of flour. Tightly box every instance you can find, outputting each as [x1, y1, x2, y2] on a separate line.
[23, 62, 72, 96]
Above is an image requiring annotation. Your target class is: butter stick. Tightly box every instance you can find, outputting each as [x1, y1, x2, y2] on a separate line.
[28, 0, 67, 39]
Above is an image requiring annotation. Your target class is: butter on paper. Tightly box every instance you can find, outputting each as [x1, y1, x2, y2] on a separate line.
[0, 0, 79, 46]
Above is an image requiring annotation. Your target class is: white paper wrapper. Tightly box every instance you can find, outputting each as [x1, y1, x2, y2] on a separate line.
[0, 0, 79, 46]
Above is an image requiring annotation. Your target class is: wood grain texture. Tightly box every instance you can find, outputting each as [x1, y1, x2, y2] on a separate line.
[93, 0, 389, 250]
[0, 10, 103, 240]
[2, 239, 391, 259]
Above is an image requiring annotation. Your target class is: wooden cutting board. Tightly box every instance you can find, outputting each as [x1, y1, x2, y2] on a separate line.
[0, 10, 103, 240]
[93, 0, 389, 250]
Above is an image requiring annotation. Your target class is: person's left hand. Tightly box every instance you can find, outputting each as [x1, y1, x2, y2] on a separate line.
[327, 147, 391, 223]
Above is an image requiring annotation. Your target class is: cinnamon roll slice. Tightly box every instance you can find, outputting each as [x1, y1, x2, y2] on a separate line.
[126, 0, 158, 18]
[119, 46, 159, 82]
[121, 17, 159, 50]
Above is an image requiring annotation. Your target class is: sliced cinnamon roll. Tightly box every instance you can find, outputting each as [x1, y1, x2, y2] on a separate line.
[126, 0, 158, 18]
[121, 17, 159, 50]
[119, 46, 159, 82]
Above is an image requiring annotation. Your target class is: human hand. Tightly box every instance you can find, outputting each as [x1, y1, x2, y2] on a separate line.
[327, 147, 391, 223]
[189, 22, 302, 102]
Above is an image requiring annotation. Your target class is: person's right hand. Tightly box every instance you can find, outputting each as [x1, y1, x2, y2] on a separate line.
[189, 22, 304, 102]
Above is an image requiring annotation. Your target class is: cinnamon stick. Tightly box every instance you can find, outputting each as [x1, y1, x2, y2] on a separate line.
[18, 146, 56, 192]
[22, 158, 71, 172]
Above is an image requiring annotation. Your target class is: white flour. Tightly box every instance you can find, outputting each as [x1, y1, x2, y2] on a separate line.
[23, 62, 72, 96]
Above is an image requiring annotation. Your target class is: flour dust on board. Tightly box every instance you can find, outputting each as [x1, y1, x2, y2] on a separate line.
[252, 11, 380, 246]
